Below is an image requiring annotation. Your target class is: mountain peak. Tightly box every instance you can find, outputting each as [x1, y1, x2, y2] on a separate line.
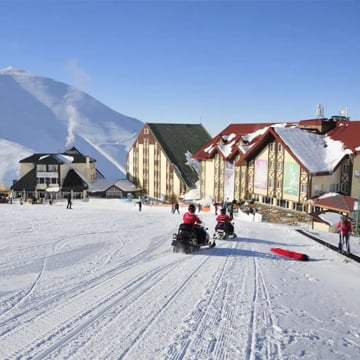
[0, 66, 29, 75]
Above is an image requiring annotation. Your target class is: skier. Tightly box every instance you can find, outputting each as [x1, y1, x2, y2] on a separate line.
[215, 208, 235, 236]
[336, 215, 352, 254]
[183, 203, 206, 245]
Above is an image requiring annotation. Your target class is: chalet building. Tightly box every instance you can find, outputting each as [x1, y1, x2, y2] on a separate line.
[11, 147, 100, 200]
[193, 117, 360, 213]
[127, 123, 212, 202]
[88, 179, 140, 199]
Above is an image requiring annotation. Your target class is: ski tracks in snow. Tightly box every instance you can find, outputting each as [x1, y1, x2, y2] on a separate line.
[0, 228, 174, 359]
[162, 232, 284, 360]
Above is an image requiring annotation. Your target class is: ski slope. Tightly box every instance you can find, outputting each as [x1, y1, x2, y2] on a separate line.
[0, 199, 360, 359]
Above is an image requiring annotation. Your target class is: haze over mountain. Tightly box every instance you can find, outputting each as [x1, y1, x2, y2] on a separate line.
[0, 67, 143, 186]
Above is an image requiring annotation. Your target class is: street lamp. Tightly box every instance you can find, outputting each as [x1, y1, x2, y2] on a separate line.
[355, 170, 360, 236]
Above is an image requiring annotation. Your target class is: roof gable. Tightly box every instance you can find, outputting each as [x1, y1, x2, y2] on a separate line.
[193, 122, 278, 161]
[62, 169, 89, 191]
[10, 168, 36, 191]
[147, 123, 211, 188]
[237, 125, 352, 174]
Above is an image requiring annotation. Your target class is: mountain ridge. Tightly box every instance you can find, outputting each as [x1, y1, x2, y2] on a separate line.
[0, 67, 143, 186]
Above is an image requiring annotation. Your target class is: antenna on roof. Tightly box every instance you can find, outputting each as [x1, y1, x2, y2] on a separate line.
[316, 103, 324, 118]
[336, 106, 350, 121]
[338, 106, 349, 117]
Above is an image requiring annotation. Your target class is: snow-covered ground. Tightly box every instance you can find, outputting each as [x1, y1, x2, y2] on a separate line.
[1, 199, 360, 360]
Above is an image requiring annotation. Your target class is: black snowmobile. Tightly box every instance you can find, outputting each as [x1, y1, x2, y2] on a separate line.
[172, 223, 215, 254]
[212, 221, 237, 240]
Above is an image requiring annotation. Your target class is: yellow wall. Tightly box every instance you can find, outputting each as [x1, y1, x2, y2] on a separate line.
[173, 174, 181, 197]
[20, 163, 34, 178]
[148, 144, 155, 197]
[311, 170, 340, 197]
[351, 154, 360, 199]
[138, 144, 144, 188]
[127, 148, 134, 180]
[204, 159, 215, 199]
[160, 152, 167, 198]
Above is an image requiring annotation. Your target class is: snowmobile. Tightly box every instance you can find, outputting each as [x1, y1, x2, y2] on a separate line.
[172, 223, 215, 253]
[212, 221, 236, 241]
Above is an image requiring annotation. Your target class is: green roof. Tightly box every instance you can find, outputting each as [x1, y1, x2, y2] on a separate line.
[147, 123, 212, 188]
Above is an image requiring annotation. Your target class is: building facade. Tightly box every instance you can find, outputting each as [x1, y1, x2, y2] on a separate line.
[194, 117, 360, 212]
[127, 123, 212, 202]
[11, 147, 97, 201]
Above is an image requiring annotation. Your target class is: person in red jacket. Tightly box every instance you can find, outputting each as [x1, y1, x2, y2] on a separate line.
[215, 208, 234, 236]
[183, 203, 206, 244]
[336, 215, 352, 254]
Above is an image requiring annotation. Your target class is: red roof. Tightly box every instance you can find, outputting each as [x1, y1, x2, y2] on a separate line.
[193, 122, 276, 160]
[326, 121, 360, 153]
[313, 194, 357, 213]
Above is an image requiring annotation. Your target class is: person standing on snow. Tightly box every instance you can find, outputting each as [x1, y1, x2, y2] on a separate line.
[174, 203, 180, 214]
[66, 193, 72, 209]
[336, 215, 352, 254]
[183, 203, 206, 245]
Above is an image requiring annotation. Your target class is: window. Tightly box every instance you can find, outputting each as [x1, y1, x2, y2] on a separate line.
[301, 183, 307, 193]
[48, 164, 58, 172]
[37, 164, 46, 172]
[278, 143, 283, 152]
[269, 143, 276, 152]
[144, 127, 149, 135]
[329, 184, 339, 192]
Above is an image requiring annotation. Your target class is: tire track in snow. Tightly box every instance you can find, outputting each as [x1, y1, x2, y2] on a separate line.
[0, 230, 171, 334]
[0, 254, 187, 360]
[242, 232, 284, 360]
[114, 254, 215, 360]
[165, 240, 247, 359]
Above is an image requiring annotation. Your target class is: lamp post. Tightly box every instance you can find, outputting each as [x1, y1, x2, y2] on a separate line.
[355, 170, 360, 236]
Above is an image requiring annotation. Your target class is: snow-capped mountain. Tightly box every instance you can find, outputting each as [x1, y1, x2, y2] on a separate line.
[0, 67, 143, 186]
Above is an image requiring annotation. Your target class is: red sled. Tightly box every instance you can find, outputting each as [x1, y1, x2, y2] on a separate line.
[271, 247, 309, 261]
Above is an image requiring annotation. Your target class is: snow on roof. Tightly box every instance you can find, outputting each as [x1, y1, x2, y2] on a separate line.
[218, 140, 235, 158]
[274, 127, 352, 173]
[242, 127, 269, 143]
[54, 154, 74, 163]
[89, 179, 139, 192]
[204, 143, 215, 154]
[221, 133, 236, 142]
[318, 192, 340, 199]
[242, 123, 287, 143]
[319, 212, 341, 226]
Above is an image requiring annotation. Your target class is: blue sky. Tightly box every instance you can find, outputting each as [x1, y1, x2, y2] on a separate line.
[1, 0, 359, 136]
